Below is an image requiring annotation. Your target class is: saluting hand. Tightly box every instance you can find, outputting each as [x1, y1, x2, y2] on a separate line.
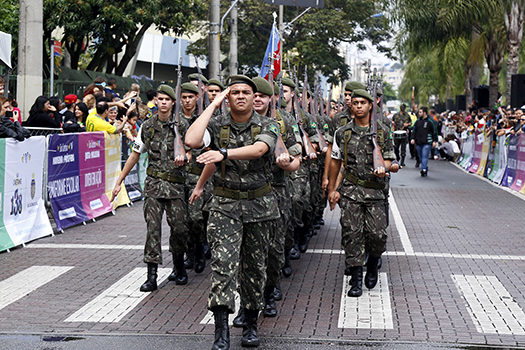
[212, 87, 231, 109]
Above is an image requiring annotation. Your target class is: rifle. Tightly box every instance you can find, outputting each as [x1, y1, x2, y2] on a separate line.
[311, 74, 329, 151]
[194, 56, 210, 111]
[267, 51, 290, 160]
[173, 56, 188, 162]
[325, 85, 331, 117]
[288, 62, 316, 158]
[370, 68, 386, 172]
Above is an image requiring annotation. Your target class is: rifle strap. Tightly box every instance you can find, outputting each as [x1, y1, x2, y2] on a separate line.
[343, 129, 352, 168]
[218, 124, 262, 180]
[275, 110, 286, 135]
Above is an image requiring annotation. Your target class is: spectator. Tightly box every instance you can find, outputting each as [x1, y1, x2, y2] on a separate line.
[24, 96, 61, 128]
[8, 94, 21, 124]
[146, 89, 157, 119]
[105, 78, 119, 98]
[107, 106, 119, 125]
[83, 94, 96, 111]
[62, 94, 78, 124]
[439, 135, 460, 161]
[63, 102, 88, 133]
[411, 106, 438, 177]
[86, 99, 127, 134]
[49, 96, 64, 123]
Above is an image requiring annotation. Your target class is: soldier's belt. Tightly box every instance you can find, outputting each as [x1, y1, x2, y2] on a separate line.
[146, 168, 186, 184]
[344, 172, 385, 190]
[187, 165, 203, 176]
[213, 183, 272, 200]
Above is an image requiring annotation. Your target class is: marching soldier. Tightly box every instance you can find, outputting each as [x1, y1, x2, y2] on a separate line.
[327, 89, 395, 297]
[392, 103, 412, 167]
[111, 84, 190, 291]
[185, 75, 285, 349]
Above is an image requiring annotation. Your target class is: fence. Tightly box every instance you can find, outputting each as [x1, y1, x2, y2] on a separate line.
[0, 132, 147, 252]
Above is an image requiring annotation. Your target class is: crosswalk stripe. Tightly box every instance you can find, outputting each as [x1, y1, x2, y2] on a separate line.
[338, 272, 393, 329]
[200, 293, 240, 325]
[64, 267, 171, 323]
[452, 274, 525, 335]
[0, 266, 74, 311]
[389, 189, 414, 254]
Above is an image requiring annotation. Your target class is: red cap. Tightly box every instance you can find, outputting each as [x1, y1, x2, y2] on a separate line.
[64, 94, 78, 104]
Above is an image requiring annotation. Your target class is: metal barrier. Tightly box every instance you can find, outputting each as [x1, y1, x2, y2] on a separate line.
[25, 127, 63, 137]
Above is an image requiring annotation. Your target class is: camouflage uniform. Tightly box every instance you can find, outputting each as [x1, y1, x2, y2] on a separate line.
[132, 114, 189, 265]
[204, 111, 280, 313]
[314, 113, 333, 220]
[331, 118, 395, 268]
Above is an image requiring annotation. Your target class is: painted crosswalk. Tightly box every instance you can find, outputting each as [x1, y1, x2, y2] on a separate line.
[338, 273, 393, 329]
[64, 268, 171, 323]
[0, 266, 74, 311]
[452, 274, 525, 335]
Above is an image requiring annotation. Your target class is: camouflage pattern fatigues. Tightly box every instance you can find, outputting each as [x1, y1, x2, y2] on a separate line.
[331, 118, 395, 268]
[132, 114, 189, 265]
[204, 111, 280, 313]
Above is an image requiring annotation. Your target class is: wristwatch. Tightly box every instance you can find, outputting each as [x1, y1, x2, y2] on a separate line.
[219, 148, 228, 160]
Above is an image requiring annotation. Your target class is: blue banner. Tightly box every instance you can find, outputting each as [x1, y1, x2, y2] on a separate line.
[501, 135, 518, 188]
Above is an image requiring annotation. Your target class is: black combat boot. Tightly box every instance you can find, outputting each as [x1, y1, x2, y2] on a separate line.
[347, 266, 363, 297]
[273, 284, 282, 301]
[313, 217, 321, 230]
[241, 309, 260, 347]
[140, 263, 158, 292]
[289, 244, 300, 260]
[194, 242, 206, 273]
[232, 308, 246, 328]
[282, 252, 292, 277]
[365, 256, 380, 289]
[212, 306, 230, 350]
[204, 242, 212, 259]
[400, 156, 406, 167]
[318, 217, 325, 226]
[168, 253, 188, 285]
[263, 287, 277, 317]
[298, 227, 309, 253]
[184, 249, 194, 269]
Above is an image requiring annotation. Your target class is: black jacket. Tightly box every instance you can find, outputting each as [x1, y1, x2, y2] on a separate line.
[411, 117, 437, 145]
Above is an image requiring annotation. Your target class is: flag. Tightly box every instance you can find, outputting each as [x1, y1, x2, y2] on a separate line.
[53, 40, 62, 57]
[259, 23, 281, 80]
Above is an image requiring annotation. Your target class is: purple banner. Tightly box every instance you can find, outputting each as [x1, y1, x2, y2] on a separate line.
[47, 134, 88, 231]
[501, 135, 519, 187]
[78, 132, 112, 219]
[510, 133, 525, 191]
[468, 132, 483, 173]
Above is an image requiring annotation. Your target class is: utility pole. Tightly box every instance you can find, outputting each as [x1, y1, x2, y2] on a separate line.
[209, 0, 220, 79]
[17, 0, 43, 121]
[228, 0, 238, 75]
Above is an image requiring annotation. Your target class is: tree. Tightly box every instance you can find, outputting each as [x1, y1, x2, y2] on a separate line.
[503, 0, 525, 104]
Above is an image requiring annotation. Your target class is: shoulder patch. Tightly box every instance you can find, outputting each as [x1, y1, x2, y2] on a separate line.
[323, 123, 329, 131]
[270, 124, 279, 136]
[310, 121, 317, 130]
[292, 124, 299, 134]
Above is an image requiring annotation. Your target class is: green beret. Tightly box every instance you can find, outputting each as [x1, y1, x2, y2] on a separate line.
[157, 84, 176, 100]
[273, 82, 279, 95]
[252, 77, 273, 97]
[188, 73, 209, 85]
[352, 89, 373, 102]
[345, 81, 366, 92]
[227, 75, 257, 92]
[208, 79, 225, 90]
[181, 82, 199, 95]
[281, 77, 296, 89]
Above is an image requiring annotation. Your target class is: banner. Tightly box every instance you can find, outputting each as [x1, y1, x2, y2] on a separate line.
[105, 133, 130, 208]
[487, 135, 501, 181]
[476, 133, 491, 176]
[501, 135, 519, 187]
[0, 137, 53, 251]
[468, 132, 484, 173]
[492, 135, 508, 185]
[48, 134, 89, 231]
[78, 132, 113, 219]
[259, 22, 281, 80]
[510, 133, 525, 191]
[459, 133, 474, 168]
[121, 137, 143, 201]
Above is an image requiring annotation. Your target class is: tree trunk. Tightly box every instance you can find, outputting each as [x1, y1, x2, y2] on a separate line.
[504, 1, 525, 104]
[115, 23, 151, 76]
[489, 69, 500, 107]
[465, 62, 472, 107]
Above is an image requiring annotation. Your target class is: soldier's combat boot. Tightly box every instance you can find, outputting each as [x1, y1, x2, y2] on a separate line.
[212, 306, 230, 350]
[318, 217, 325, 226]
[289, 244, 300, 260]
[194, 242, 206, 274]
[347, 266, 363, 297]
[273, 284, 282, 301]
[140, 263, 158, 292]
[232, 308, 246, 328]
[169, 253, 188, 285]
[263, 287, 277, 317]
[365, 256, 380, 289]
[184, 249, 194, 269]
[298, 227, 309, 253]
[204, 242, 212, 260]
[282, 252, 292, 277]
[241, 309, 260, 347]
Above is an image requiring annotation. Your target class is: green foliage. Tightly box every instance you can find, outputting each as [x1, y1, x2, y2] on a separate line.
[382, 81, 397, 101]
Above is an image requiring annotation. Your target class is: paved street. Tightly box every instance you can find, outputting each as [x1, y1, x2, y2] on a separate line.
[1, 157, 525, 349]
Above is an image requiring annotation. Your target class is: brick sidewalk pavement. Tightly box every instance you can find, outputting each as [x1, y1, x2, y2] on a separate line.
[0, 157, 524, 348]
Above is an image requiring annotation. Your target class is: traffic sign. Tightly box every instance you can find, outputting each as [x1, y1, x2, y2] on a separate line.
[265, 0, 324, 8]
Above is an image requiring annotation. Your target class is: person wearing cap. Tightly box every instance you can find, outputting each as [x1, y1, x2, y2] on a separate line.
[111, 84, 190, 292]
[392, 103, 412, 167]
[185, 75, 280, 349]
[229, 77, 300, 322]
[207, 79, 225, 103]
[61, 94, 78, 125]
[327, 89, 395, 298]
[178, 82, 208, 274]
[188, 73, 209, 86]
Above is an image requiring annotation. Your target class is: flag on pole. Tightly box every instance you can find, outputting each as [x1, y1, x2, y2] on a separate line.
[53, 40, 62, 57]
[259, 22, 281, 80]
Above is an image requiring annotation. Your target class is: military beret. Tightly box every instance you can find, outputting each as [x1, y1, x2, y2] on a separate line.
[208, 79, 225, 90]
[227, 75, 257, 92]
[281, 77, 296, 89]
[345, 81, 366, 92]
[188, 73, 209, 85]
[352, 89, 373, 102]
[157, 84, 176, 100]
[252, 77, 273, 97]
[181, 82, 199, 95]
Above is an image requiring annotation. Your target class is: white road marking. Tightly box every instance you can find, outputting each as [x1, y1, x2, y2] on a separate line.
[200, 293, 240, 325]
[338, 273, 393, 329]
[0, 266, 74, 311]
[452, 274, 525, 335]
[388, 189, 414, 254]
[64, 267, 171, 323]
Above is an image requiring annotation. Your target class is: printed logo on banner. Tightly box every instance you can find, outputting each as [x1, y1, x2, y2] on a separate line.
[31, 174, 36, 200]
[10, 173, 23, 216]
[58, 207, 77, 220]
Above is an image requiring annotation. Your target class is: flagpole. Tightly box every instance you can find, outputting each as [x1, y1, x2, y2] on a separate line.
[50, 40, 54, 97]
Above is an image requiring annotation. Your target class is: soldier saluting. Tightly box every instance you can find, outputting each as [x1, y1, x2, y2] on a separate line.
[327, 89, 395, 297]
